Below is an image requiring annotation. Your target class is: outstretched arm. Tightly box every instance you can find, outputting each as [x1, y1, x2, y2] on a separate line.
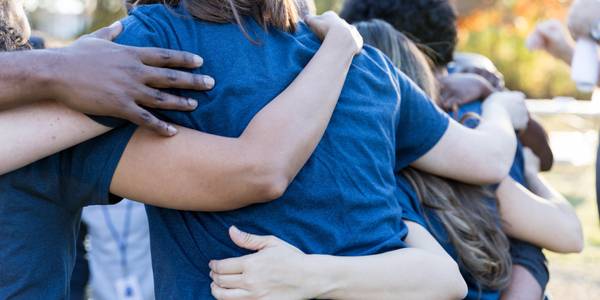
[209, 223, 467, 300]
[0, 22, 210, 136]
[111, 13, 362, 210]
[496, 148, 583, 253]
[412, 91, 524, 185]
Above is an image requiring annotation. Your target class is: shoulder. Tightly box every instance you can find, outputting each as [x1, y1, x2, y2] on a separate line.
[115, 4, 187, 48]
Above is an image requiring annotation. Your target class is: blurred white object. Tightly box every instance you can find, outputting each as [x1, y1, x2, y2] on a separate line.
[571, 38, 599, 92]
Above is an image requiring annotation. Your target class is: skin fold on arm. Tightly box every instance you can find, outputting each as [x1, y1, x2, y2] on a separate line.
[0, 13, 361, 213]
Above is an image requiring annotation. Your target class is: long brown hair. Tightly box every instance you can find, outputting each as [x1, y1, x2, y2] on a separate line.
[129, 0, 300, 35]
[356, 19, 512, 291]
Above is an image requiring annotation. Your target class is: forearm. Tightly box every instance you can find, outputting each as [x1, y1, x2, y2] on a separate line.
[496, 177, 583, 253]
[239, 28, 355, 186]
[304, 249, 465, 300]
[111, 30, 356, 211]
[0, 50, 58, 110]
[0, 101, 108, 175]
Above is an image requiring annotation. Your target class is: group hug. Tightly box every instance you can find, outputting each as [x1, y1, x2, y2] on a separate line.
[0, 0, 587, 299]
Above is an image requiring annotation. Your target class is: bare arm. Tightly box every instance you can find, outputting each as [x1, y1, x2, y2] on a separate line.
[496, 177, 583, 253]
[110, 14, 362, 211]
[412, 92, 523, 185]
[0, 23, 210, 136]
[209, 223, 467, 300]
[496, 148, 583, 253]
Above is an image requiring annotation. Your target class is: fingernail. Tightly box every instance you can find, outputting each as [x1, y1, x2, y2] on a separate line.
[209, 260, 214, 268]
[204, 76, 215, 88]
[188, 98, 198, 109]
[167, 125, 177, 135]
[193, 55, 203, 66]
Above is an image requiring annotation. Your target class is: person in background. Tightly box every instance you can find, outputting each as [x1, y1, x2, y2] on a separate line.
[81, 200, 154, 300]
[340, 1, 555, 298]
[528, 0, 600, 223]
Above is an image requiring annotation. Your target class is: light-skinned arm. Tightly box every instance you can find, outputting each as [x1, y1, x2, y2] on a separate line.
[209, 223, 467, 300]
[496, 148, 583, 253]
[412, 91, 524, 185]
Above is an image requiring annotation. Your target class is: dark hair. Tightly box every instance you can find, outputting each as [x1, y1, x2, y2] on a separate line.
[129, 0, 300, 34]
[357, 19, 512, 291]
[0, 19, 30, 51]
[341, 0, 457, 68]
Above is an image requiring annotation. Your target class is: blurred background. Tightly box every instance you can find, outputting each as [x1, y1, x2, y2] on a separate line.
[25, 0, 600, 298]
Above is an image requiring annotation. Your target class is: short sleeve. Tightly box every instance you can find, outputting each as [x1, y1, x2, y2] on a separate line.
[509, 238, 549, 290]
[394, 70, 450, 169]
[59, 124, 137, 209]
[395, 174, 427, 228]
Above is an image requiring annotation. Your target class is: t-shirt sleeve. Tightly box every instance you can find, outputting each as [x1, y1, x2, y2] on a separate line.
[59, 124, 138, 209]
[395, 175, 428, 228]
[509, 238, 549, 290]
[394, 69, 450, 169]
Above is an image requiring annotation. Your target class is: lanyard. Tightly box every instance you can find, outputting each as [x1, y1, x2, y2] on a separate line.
[102, 201, 134, 277]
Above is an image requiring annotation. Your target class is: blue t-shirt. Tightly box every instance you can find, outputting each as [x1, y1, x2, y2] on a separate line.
[396, 175, 501, 300]
[455, 101, 549, 290]
[114, 4, 449, 298]
[0, 126, 136, 299]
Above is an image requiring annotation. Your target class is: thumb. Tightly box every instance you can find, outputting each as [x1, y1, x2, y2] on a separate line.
[229, 226, 277, 251]
[87, 21, 123, 41]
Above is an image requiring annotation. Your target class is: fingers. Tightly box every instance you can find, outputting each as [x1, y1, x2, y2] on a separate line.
[209, 257, 245, 275]
[210, 272, 245, 289]
[123, 105, 178, 136]
[229, 226, 274, 251]
[134, 47, 204, 69]
[143, 66, 215, 91]
[211, 283, 251, 300]
[135, 87, 198, 111]
[87, 21, 123, 41]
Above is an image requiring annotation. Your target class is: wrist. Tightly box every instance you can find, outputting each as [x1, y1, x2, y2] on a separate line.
[305, 255, 341, 299]
[34, 49, 68, 100]
[324, 25, 361, 57]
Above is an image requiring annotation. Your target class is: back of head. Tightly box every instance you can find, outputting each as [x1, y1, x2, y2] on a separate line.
[130, 0, 300, 32]
[341, 0, 457, 68]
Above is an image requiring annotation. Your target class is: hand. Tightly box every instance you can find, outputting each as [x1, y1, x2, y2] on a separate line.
[209, 226, 310, 300]
[49, 22, 215, 136]
[568, 0, 600, 42]
[522, 147, 541, 178]
[527, 19, 575, 64]
[485, 91, 530, 130]
[459, 66, 505, 90]
[439, 73, 495, 110]
[306, 11, 363, 55]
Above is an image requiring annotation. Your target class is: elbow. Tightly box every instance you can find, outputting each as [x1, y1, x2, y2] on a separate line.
[430, 255, 468, 300]
[249, 159, 292, 201]
[556, 218, 585, 254]
[445, 260, 468, 300]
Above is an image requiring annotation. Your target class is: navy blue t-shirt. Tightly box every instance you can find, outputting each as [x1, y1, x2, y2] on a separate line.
[114, 4, 449, 298]
[0, 126, 136, 299]
[396, 174, 502, 300]
[456, 101, 549, 290]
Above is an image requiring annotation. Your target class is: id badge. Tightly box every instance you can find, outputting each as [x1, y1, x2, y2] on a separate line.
[114, 275, 143, 300]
